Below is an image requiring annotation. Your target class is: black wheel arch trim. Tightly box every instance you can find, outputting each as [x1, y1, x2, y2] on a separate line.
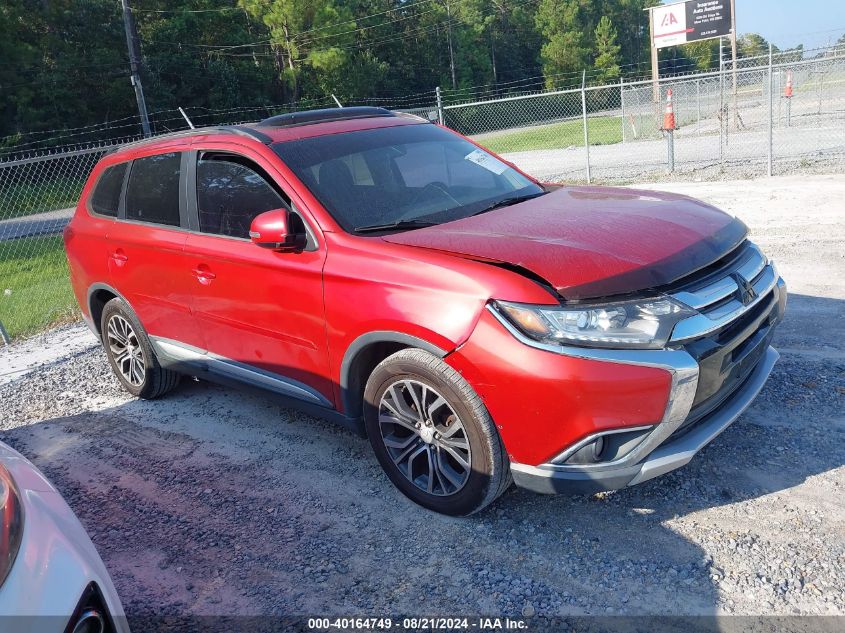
[340, 331, 450, 418]
[86, 282, 134, 339]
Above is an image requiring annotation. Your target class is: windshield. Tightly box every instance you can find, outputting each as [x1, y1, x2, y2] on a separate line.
[272, 123, 543, 233]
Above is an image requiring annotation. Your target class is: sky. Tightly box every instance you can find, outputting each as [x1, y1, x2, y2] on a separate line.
[662, 0, 845, 51]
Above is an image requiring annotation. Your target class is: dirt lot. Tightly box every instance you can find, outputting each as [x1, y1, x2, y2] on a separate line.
[1, 175, 843, 624]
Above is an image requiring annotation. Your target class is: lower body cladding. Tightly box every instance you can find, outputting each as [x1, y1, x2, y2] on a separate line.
[446, 275, 786, 495]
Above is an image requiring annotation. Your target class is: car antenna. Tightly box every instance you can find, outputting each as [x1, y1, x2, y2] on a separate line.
[178, 107, 195, 129]
[331, 94, 343, 108]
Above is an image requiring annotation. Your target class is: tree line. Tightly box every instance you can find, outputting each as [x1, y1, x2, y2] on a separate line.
[0, 0, 816, 150]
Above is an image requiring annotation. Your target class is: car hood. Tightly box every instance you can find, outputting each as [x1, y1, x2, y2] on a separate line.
[382, 185, 748, 300]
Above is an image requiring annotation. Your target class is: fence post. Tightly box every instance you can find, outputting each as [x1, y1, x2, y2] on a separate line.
[581, 70, 591, 184]
[719, 44, 725, 165]
[435, 86, 444, 125]
[619, 76, 625, 143]
[0, 319, 10, 346]
[696, 78, 701, 134]
[767, 43, 773, 177]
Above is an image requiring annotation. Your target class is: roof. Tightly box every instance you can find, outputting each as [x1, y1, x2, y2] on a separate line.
[111, 107, 429, 155]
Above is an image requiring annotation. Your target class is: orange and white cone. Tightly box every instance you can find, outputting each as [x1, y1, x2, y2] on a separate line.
[784, 70, 793, 98]
[662, 88, 676, 131]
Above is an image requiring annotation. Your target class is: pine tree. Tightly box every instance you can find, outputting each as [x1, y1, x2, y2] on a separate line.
[593, 15, 621, 83]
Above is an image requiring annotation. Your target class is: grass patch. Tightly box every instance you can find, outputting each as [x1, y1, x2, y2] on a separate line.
[0, 235, 78, 339]
[479, 116, 623, 154]
[0, 176, 85, 220]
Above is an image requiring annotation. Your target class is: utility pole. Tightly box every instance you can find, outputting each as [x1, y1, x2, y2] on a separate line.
[445, 0, 457, 91]
[121, 0, 152, 137]
[729, 0, 738, 130]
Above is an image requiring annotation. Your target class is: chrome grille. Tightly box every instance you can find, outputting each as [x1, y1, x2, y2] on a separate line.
[670, 242, 778, 342]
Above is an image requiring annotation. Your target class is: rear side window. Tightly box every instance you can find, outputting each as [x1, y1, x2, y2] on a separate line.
[90, 163, 127, 217]
[196, 155, 287, 239]
[125, 152, 182, 226]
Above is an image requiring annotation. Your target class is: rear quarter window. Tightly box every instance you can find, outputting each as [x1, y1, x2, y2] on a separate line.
[89, 163, 127, 217]
[125, 152, 182, 227]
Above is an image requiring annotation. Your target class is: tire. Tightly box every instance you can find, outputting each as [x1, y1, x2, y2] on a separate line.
[100, 297, 180, 399]
[364, 348, 511, 516]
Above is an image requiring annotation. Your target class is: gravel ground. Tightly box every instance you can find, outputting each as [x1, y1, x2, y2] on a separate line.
[0, 175, 843, 625]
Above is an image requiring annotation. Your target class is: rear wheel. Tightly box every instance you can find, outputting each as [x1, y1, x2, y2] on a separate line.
[100, 298, 180, 399]
[364, 349, 510, 515]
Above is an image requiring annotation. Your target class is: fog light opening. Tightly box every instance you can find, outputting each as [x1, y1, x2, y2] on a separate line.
[592, 436, 605, 461]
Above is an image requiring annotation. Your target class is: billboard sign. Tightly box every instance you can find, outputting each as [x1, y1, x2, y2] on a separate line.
[652, 0, 733, 49]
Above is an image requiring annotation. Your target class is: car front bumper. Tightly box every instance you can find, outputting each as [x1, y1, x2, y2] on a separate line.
[445, 246, 786, 493]
[509, 345, 779, 494]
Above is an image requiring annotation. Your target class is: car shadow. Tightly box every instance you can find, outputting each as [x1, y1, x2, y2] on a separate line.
[1, 293, 842, 627]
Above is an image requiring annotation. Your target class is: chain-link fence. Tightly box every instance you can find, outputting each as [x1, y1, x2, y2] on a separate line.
[2, 50, 844, 342]
[0, 140, 141, 341]
[448, 52, 845, 184]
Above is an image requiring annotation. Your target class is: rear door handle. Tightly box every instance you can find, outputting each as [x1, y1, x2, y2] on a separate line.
[110, 250, 128, 266]
[191, 266, 216, 284]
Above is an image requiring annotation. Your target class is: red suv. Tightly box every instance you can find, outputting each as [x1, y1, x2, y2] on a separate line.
[64, 107, 786, 515]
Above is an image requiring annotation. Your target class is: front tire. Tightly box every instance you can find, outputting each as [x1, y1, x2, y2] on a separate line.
[364, 348, 511, 515]
[100, 298, 180, 399]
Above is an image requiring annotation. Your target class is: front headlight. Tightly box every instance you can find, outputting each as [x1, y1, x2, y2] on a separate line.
[0, 464, 23, 587]
[493, 297, 695, 349]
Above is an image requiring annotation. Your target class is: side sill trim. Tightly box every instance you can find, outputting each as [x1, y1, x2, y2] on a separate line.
[150, 336, 332, 407]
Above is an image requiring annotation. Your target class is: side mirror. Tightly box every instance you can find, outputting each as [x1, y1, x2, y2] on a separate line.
[249, 208, 303, 252]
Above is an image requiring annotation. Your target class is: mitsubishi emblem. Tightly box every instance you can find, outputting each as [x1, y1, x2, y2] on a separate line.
[732, 273, 757, 306]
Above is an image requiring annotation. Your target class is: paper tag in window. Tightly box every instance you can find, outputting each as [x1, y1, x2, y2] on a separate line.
[464, 149, 508, 174]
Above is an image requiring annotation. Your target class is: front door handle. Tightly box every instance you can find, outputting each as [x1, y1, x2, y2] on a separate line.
[191, 265, 216, 285]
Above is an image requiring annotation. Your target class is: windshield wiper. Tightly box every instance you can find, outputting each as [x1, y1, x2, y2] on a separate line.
[471, 192, 548, 217]
[354, 219, 439, 234]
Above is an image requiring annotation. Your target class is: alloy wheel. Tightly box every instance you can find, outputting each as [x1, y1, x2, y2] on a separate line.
[106, 314, 146, 386]
[378, 379, 472, 496]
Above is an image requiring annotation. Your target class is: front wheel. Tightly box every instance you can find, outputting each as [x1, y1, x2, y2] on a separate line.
[364, 349, 511, 516]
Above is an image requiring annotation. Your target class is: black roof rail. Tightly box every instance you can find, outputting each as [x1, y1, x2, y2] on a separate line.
[110, 125, 271, 154]
[258, 106, 395, 128]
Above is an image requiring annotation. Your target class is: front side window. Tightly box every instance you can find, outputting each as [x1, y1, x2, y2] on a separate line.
[125, 152, 182, 226]
[196, 155, 287, 239]
[90, 163, 127, 217]
[272, 123, 543, 233]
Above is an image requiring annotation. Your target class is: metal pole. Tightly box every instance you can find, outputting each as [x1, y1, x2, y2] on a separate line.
[730, 0, 738, 130]
[648, 7, 659, 103]
[696, 78, 701, 134]
[0, 319, 10, 345]
[120, 0, 151, 137]
[818, 64, 824, 115]
[767, 43, 773, 177]
[667, 129, 675, 173]
[435, 86, 444, 125]
[620, 76, 625, 142]
[719, 38, 725, 164]
[581, 70, 591, 184]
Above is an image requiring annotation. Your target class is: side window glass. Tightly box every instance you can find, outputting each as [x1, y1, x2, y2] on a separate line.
[125, 152, 182, 226]
[90, 163, 127, 217]
[196, 156, 286, 239]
